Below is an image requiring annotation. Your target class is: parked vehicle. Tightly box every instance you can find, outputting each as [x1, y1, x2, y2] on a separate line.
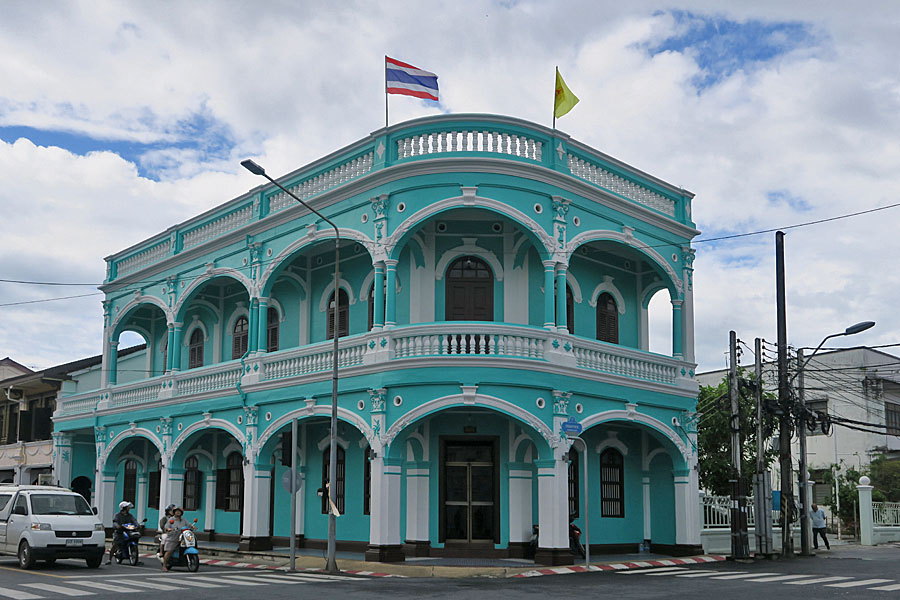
[114, 519, 147, 566]
[162, 519, 200, 572]
[0, 485, 106, 569]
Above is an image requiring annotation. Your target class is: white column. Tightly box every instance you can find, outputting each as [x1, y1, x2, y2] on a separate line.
[639, 307, 650, 351]
[165, 471, 184, 514]
[674, 467, 701, 545]
[96, 474, 117, 527]
[240, 465, 271, 540]
[405, 465, 430, 543]
[203, 473, 216, 532]
[295, 467, 306, 537]
[857, 476, 874, 546]
[508, 468, 533, 543]
[51, 432, 74, 488]
[642, 473, 652, 541]
[368, 456, 403, 559]
[136, 473, 148, 522]
[536, 457, 569, 550]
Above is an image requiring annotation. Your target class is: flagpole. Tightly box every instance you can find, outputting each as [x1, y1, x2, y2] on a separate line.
[385, 55, 389, 128]
[552, 66, 557, 130]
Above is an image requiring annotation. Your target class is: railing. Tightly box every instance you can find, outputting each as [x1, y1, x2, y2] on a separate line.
[567, 153, 676, 217]
[396, 129, 542, 161]
[117, 240, 171, 276]
[873, 502, 900, 526]
[701, 494, 785, 530]
[571, 339, 679, 384]
[391, 324, 545, 359]
[268, 153, 373, 214]
[110, 382, 159, 408]
[56, 392, 102, 416]
[177, 366, 243, 397]
[182, 204, 254, 249]
[262, 339, 369, 381]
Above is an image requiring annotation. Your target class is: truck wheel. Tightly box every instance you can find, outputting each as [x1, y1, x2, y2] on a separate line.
[18, 541, 34, 570]
[86, 556, 102, 568]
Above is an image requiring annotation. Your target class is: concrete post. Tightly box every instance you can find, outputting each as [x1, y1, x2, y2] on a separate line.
[366, 456, 404, 562]
[857, 476, 874, 546]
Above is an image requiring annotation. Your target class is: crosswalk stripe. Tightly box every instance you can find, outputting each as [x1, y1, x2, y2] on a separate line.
[246, 575, 308, 584]
[709, 572, 778, 580]
[211, 575, 266, 586]
[784, 576, 852, 585]
[67, 582, 136, 593]
[618, 567, 688, 575]
[109, 579, 181, 591]
[22, 584, 91, 597]
[675, 571, 745, 578]
[0, 587, 45, 600]
[646, 568, 692, 576]
[161, 578, 223, 588]
[747, 574, 816, 583]
[869, 584, 900, 591]
[825, 579, 893, 588]
[281, 572, 354, 581]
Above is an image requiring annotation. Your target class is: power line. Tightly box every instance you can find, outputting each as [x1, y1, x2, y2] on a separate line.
[0, 292, 102, 307]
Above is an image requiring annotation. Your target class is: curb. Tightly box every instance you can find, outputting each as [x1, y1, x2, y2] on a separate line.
[138, 553, 400, 577]
[511, 555, 727, 578]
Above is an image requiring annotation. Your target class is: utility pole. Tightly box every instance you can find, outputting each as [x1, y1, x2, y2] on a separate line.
[753, 337, 774, 556]
[729, 330, 750, 558]
[776, 231, 794, 557]
[797, 349, 812, 555]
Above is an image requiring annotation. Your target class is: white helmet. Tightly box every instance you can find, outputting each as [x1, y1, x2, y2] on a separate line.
[119, 501, 132, 510]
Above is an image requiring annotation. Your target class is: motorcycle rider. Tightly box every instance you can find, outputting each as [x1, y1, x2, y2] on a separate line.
[157, 504, 176, 558]
[161, 507, 195, 572]
[106, 501, 138, 565]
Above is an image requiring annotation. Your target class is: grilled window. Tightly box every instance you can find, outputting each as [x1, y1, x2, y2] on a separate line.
[363, 446, 371, 516]
[321, 445, 345, 515]
[887, 402, 900, 436]
[568, 447, 579, 519]
[327, 289, 349, 340]
[183, 456, 202, 511]
[267, 307, 279, 352]
[600, 448, 624, 518]
[123, 460, 137, 507]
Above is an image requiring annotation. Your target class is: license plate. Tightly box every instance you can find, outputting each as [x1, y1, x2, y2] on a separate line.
[65, 539, 83, 546]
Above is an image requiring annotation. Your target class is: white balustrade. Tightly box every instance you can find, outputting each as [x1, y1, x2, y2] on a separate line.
[56, 393, 102, 416]
[262, 339, 369, 381]
[571, 342, 678, 385]
[390, 327, 545, 359]
[117, 240, 171, 276]
[567, 154, 676, 217]
[182, 205, 254, 249]
[268, 152, 374, 214]
[110, 383, 159, 408]
[873, 501, 900, 526]
[176, 367, 243, 396]
[701, 495, 762, 529]
[396, 130, 542, 161]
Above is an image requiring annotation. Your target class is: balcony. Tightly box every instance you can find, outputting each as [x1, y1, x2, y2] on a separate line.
[55, 323, 696, 418]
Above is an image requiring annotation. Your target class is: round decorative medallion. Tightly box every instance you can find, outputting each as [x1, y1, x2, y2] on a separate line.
[361, 213, 369, 224]
[536, 397, 546, 409]
[534, 203, 543, 214]
[396, 202, 406, 213]
[357, 400, 365, 411]
[265, 412, 272, 421]
[177, 422, 183, 431]
[237, 415, 243, 425]
[393, 395, 403, 407]
[575, 403, 584, 414]
[572, 216, 581, 227]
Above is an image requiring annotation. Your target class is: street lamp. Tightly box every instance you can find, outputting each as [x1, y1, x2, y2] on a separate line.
[795, 320, 874, 557]
[241, 159, 341, 573]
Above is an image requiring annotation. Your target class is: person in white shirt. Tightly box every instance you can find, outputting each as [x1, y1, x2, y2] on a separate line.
[810, 503, 830, 550]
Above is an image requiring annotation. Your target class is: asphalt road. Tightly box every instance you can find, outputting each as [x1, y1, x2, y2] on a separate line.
[0, 545, 894, 599]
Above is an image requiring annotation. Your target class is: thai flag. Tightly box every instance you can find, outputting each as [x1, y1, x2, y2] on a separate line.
[385, 56, 439, 101]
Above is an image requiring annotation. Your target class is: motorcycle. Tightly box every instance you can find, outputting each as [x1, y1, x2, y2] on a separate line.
[115, 518, 148, 566]
[162, 518, 200, 572]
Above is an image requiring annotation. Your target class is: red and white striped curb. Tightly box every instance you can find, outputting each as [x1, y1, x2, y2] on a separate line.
[138, 553, 400, 577]
[511, 555, 727, 578]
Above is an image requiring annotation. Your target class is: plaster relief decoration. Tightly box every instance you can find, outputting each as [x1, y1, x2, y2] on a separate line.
[371, 194, 390, 243]
[368, 388, 387, 451]
[682, 246, 696, 291]
[551, 196, 570, 251]
[552, 390, 571, 416]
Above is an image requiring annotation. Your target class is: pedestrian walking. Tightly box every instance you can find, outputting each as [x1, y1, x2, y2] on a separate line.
[811, 503, 830, 550]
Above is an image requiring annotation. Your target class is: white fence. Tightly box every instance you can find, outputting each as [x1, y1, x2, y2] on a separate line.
[872, 501, 900, 527]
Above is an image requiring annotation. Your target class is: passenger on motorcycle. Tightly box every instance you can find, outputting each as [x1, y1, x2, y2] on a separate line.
[161, 507, 195, 572]
[157, 504, 176, 558]
[106, 501, 137, 565]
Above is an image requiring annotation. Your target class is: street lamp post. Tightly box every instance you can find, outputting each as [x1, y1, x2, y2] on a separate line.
[241, 159, 341, 573]
[794, 321, 874, 557]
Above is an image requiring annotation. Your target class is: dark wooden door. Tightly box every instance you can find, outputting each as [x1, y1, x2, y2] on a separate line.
[445, 256, 493, 321]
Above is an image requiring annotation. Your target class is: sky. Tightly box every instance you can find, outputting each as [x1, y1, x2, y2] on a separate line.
[2, 0, 899, 375]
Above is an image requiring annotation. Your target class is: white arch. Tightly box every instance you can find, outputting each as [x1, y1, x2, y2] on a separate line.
[184, 448, 216, 471]
[579, 409, 689, 465]
[101, 428, 164, 467]
[182, 319, 209, 345]
[434, 242, 504, 281]
[115, 453, 147, 473]
[511, 432, 537, 463]
[174, 267, 255, 319]
[384, 394, 555, 450]
[641, 281, 669, 309]
[111, 297, 170, 337]
[316, 435, 350, 451]
[265, 298, 285, 323]
[595, 434, 629, 457]
[359, 270, 375, 301]
[224, 304, 250, 335]
[258, 228, 375, 295]
[384, 194, 555, 260]
[317, 278, 357, 313]
[269, 270, 308, 300]
[256, 406, 374, 454]
[566, 271, 583, 304]
[589, 276, 627, 315]
[643, 447, 670, 471]
[566, 230, 682, 296]
[170, 418, 247, 459]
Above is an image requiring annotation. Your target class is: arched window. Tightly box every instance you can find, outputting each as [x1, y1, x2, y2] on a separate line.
[266, 307, 279, 352]
[363, 446, 371, 515]
[327, 289, 349, 340]
[567, 447, 579, 519]
[123, 460, 137, 507]
[183, 456, 202, 511]
[596, 293, 619, 344]
[321, 446, 345, 515]
[445, 256, 493, 321]
[188, 329, 204, 369]
[600, 448, 624, 518]
[232, 315, 249, 359]
[224, 452, 243, 512]
[367, 283, 375, 331]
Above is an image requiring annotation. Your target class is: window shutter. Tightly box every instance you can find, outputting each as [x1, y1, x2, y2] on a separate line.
[281, 432, 293, 467]
[215, 469, 228, 510]
[148, 471, 160, 509]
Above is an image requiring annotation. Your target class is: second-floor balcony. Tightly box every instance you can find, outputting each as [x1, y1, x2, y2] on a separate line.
[55, 322, 696, 419]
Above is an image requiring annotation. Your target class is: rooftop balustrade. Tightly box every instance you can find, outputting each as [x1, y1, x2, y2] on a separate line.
[54, 322, 696, 419]
[104, 115, 694, 284]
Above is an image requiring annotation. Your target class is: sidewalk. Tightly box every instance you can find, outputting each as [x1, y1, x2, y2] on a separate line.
[130, 538, 725, 578]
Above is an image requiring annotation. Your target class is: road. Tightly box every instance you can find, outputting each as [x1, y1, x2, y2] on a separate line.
[0, 546, 894, 599]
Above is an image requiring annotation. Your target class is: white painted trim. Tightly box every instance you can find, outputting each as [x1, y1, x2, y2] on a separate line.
[580, 409, 690, 464]
[101, 428, 164, 467]
[256, 406, 374, 454]
[595, 434, 629, 457]
[317, 278, 357, 312]
[565, 272, 583, 304]
[170, 418, 247, 460]
[434, 241, 504, 282]
[360, 270, 375, 301]
[174, 267, 255, 319]
[182, 319, 209, 347]
[111, 297, 170, 337]
[643, 447, 668, 471]
[316, 435, 350, 451]
[225, 305, 250, 336]
[184, 448, 216, 471]
[265, 298, 285, 323]
[589, 276, 626, 314]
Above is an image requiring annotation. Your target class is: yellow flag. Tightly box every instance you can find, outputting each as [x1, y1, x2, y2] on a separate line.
[554, 67, 579, 119]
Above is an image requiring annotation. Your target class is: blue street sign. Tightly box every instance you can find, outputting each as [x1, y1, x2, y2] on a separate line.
[561, 416, 583, 435]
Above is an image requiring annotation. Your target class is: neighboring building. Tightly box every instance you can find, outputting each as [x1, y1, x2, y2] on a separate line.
[697, 347, 900, 504]
[52, 114, 700, 564]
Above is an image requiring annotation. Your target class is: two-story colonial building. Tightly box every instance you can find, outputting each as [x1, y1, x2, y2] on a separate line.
[52, 114, 700, 565]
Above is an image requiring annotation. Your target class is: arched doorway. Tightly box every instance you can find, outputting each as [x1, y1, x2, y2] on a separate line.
[445, 256, 493, 321]
[71, 476, 92, 504]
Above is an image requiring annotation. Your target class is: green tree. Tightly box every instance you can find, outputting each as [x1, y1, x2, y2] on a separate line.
[697, 370, 776, 495]
[869, 455, 900, 501]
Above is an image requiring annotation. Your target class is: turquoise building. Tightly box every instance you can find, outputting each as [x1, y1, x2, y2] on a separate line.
[52, 115, 700, 565]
